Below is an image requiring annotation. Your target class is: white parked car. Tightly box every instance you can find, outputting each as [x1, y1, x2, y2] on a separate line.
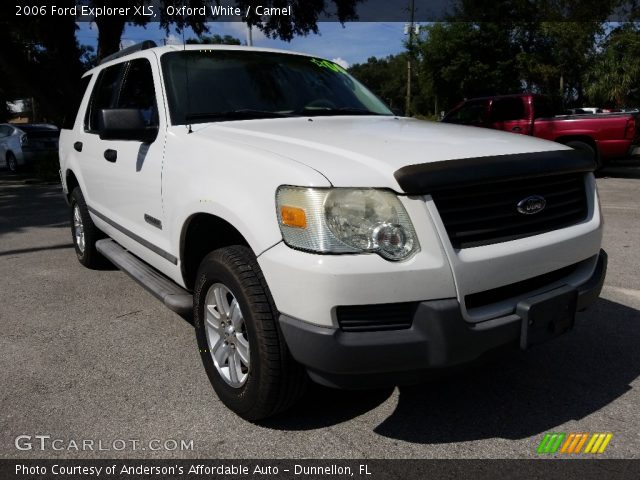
[59, 42, 606, 420]
[0, 123, 59, 172]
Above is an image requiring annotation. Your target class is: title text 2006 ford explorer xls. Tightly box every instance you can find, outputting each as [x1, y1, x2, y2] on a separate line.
[59, 43, 606, 420]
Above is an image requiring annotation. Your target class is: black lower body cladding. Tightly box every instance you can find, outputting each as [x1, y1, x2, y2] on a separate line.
[279, 250, 607, 389]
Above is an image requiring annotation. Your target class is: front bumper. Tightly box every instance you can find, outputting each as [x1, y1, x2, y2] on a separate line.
[280, 249, 607, 388]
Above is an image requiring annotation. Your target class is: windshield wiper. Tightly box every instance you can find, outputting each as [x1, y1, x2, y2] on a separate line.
[296, 107, 390, 117]
[185, 109, 297, 123]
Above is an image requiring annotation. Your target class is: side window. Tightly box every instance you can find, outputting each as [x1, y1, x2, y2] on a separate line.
[0, 125, 11, 138]
[85, 64, 124, 132]
[490, 98, 525, 122]
[62, 75, 92, 130]
[446, 101, 487, 125]
[116, 58, 158, 127]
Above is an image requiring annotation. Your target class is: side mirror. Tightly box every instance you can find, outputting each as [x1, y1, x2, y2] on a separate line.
[98, 109, 157, 143]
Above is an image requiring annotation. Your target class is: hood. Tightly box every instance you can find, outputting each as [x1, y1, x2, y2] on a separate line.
[192, 116, 570, 191]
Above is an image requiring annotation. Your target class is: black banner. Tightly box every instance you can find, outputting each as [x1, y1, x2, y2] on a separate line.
[9, 0, 640, 23]
[2, 459, 640, 480]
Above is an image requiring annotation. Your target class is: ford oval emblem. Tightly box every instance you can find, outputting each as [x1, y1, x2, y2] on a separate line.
[517, 195, 546, 215]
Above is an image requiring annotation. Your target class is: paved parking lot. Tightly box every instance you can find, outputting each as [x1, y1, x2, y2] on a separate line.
[1, 166, 639, 459]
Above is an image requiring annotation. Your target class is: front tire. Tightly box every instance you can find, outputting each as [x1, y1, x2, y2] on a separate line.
[194, 246, 307, 421]
[70, 187, 106, 269]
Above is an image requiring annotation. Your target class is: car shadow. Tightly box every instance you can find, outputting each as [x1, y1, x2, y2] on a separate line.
[0, 242, 74, 257]
[178, 311, 194, 327]
[374, 298, 639, 443]
[0, 175, 68, 236]
[260, 383, 395, 430]
[263, 298, 639, 440]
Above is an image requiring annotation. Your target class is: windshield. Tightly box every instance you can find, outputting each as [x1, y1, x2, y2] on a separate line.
[161, 50, 393, 124]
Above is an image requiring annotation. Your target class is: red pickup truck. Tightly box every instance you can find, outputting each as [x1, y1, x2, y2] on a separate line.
[442, 94, 639, 165]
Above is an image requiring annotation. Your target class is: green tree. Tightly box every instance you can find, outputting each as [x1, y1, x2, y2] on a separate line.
[237, 0, 359, 40]
[414, 20, 607, 113]
[90, 0, 209, 60]
[348, 54, 410, 112]
[513, 22, 603, 105]
[415, 22, 521, 114]
[87, 0, 360, 61]
[586, 24, 640, 107]
[0, 0, 84, 123]
[444, 0, 620, 108]
[186, 34, 241, 45]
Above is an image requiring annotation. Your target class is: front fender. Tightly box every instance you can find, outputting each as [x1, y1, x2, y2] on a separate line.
[163, 128, 332, 261]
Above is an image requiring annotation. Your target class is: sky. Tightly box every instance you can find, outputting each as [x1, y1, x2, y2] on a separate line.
[75, 21, 410, 67]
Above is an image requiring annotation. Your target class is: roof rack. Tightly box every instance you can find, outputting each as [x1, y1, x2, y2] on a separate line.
[100, 40, 157, 65]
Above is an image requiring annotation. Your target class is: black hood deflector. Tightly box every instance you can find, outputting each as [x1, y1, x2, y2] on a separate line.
[394, 149, 596, 194]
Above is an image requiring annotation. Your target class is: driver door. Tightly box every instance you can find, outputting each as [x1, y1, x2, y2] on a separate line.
[80, 56, 169, 266]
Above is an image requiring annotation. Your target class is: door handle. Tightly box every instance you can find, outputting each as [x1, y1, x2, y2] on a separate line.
[512, 126, 522, 132]
[73, 141, 83, 152]
[104, 149, 117, 162]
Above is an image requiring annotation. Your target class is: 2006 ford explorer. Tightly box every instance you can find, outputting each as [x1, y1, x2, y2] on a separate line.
[59, 42, 607, 420]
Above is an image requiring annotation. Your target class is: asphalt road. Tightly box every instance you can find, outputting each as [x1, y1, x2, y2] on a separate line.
[1, 165, 639, 459]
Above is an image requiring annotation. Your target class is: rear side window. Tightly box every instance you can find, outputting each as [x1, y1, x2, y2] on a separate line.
[85, 64, 124, 132]
[116, 59, 158, 127]
[533, 96, 562, 119]
[62, 75, 92, 130]
[490, 98, 525, 122]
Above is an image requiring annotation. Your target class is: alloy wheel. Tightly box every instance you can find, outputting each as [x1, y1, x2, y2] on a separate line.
[73, 204, 85, 254]
[204, 283, 250, 387]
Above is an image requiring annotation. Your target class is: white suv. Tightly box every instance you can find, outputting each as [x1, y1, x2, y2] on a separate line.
[59, 42, 606, 420]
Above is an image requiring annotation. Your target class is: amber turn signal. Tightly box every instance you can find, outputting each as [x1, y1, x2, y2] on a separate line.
[280, 206, 307, 229]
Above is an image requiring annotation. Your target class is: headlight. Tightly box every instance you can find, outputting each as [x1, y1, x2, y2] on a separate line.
[276, 186, 420, 261]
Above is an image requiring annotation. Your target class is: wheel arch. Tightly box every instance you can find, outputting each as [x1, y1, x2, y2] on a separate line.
[554, 135, 598, 153]
[554, 135, 601, 167]
[180, 212, 252, 291]
[65, 169, 80, 203]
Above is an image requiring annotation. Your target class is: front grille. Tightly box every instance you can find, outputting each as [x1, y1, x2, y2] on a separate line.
[431, 173, 588, 249]
[336, 302, 418, 332]
[465, 262, 580, 311]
